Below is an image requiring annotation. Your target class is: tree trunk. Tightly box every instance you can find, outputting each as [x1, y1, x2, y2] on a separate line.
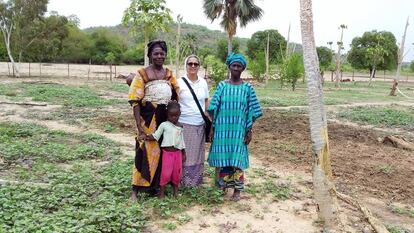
[144, 35, 149, 66]
[265, 32, 270, 83]
[368, 66, 376, 86]
[227, 35, 233, 55]
[300, 0, 338, 229]
[2, 29, 20, 77]
[175, 16, 182, 79]
[390, 17, 409, 96]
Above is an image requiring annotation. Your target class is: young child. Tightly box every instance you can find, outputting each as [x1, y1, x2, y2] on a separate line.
[146, 101, 186, 198]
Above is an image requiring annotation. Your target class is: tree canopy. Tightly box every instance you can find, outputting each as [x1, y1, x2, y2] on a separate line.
[122, 0, 173, 66]
[347, 30, 398, 71]
[316, 46, 333, 71]
[246, 29, 286, 63]
[203, 0, 263, 55]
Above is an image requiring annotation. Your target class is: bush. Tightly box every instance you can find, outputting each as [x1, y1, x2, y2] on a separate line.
[204, 55, 227, 89]
[279, 53, 304, 91]
[249, 51, 266, 82]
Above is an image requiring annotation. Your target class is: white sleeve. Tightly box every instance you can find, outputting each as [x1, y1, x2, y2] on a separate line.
[152, 123, 164, 141]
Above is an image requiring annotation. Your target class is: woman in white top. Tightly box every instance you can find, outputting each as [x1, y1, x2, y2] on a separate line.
[178, 55, 209, 187]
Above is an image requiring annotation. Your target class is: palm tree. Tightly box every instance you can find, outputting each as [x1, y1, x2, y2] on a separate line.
[203, 0, 263, 55]
[300, 0, 337, 229]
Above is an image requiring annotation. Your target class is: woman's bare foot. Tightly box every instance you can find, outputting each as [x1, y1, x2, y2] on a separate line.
[130, 190, 138, 201]
[231, 190, 241, 202]
[158, 186, 166, 199]
[172, 185, 179, 197]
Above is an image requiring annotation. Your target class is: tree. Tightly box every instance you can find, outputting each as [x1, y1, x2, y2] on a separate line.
[25, 14, 69, 62]
[390, 17, 409, 96]
[279, 53, 304, 91]
[60, 22, 93, 63]
[246, 29, 287, 63]
[316, 46, 333, 82]
[334, 24, 347, 87]
[410, 60, 414, 73]
[203, 0, 263, 55]
[89, 28, 126, 65]
[122, 0, 173, 66]
[0, 0, 48, 77]
[348, 30, 398, 76]
[216, 38, 240, 62]
[174, 14, 182, 79]
[122, 43, 145, 65]
[365, 35, 389, 86]
[300, 0, 338, 229]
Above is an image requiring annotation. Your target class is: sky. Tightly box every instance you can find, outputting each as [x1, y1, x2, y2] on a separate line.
[48, 0, 414, 62]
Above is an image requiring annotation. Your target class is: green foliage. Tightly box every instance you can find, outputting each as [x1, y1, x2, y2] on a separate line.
[204, 55, 227, 88]
[347, 30, 398, 72]
[60, 23, 93, 63]
[105, 52, 116, 64]
[0, 0, 48, 63]
[122, 43, 145, 65]
[410, 60, 414, 72]
[386, 225, 410, 233]
[279, 53, 304, 91]
[203, 0, 263, 54]
[89, 28, 127, 64]
[249, 51, 266, 82]
[11, 83, 123, 107]
[0, 122, 121, 164]
[337, 106, 414, 128]
[389, 204, 414, 218]
[25, 14, 70, 62]
[216, 38, 240, 62]
[247, 29, 287, 63]
[0, 161, 147, 233]
[316, 46, 333, 71]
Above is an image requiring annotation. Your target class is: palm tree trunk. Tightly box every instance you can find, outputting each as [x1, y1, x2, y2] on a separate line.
[390, 17, 409, 96]
[300, 0, 338, 229]
[227, 35, 233, 55]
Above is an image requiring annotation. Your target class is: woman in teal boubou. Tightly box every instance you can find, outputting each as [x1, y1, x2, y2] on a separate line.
[207, 53, 263, 201]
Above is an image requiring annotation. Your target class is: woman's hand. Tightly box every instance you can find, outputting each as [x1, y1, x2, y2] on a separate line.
[208, 127, 214, 142]
[244, 130, 252, 145]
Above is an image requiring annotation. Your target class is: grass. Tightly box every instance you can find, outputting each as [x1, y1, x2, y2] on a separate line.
[336, 106, 414, 128]
[389, 204, 414, 218]
[0, 122, 229, 232]
[0, 122, 122, 166]
[386, 224, 411, 233]
[0, 83, 124, 107]
[253, 80, 412, 107]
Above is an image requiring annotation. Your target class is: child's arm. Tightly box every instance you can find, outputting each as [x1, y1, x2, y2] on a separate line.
[148, 123, 164, 141]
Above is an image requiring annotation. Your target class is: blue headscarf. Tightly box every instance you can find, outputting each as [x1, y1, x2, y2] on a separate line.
[225, 53, 247, 68]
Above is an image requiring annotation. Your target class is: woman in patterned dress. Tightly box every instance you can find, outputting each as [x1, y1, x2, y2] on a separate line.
[207, 53, 262, 201]
[128, 40, 179, 200]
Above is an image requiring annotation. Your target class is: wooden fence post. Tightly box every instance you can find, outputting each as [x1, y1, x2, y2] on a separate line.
[7, 62, 10, 76]
[29, 62, 31, 77]
[88, 59, 91, 80]
[39, 62, 42, 77]
[67, 63, 70, 77]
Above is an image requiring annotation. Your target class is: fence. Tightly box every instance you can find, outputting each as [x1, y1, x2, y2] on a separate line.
[0, 62, 144, 80]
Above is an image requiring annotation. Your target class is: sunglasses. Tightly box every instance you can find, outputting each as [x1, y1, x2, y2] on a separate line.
[187, 62, 200, 67]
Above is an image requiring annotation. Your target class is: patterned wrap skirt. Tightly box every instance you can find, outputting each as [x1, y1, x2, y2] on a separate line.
[180, 123, 205, 187]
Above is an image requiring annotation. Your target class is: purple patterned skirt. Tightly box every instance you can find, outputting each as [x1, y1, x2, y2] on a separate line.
[180, 123, 205, 187]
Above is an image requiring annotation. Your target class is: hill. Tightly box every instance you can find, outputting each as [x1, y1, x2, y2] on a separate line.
[84, 22, 249, 52]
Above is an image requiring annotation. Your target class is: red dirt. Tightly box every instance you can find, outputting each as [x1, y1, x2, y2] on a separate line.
[251, 110, 414, 203]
